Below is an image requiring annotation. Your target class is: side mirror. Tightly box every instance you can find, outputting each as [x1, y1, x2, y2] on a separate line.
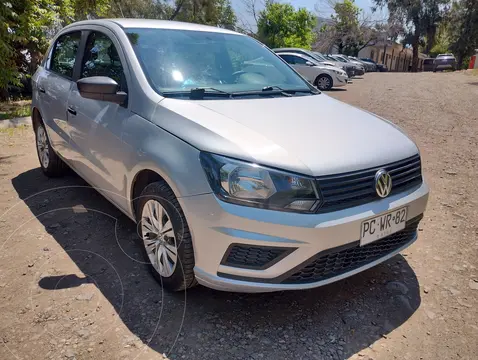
[77, 76, 127, 105]
[305, 61, 314, 66]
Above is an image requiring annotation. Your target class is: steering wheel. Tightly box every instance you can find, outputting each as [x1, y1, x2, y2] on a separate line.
[231, 71, 247, 83]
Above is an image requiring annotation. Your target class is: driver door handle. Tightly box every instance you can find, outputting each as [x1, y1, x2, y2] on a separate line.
[67, 106, 77, 116]
[38, 86, 46, 93]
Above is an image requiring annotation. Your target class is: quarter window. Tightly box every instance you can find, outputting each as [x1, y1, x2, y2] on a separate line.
[50, 32, 82, 78]
[81, 32, 127, 91]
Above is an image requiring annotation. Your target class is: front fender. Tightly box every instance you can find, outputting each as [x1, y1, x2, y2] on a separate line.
[122, 114, 212, 215]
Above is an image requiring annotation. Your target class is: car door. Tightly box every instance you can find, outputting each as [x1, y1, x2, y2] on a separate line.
[278, 54, 304, 75]
[65, 29, 132, 210]
[36, 31, 82, 155]
[289, 55, 320, 83]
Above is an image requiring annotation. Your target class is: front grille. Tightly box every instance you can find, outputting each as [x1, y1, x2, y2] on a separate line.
[282, 216, 421, 284]
[221, 244, 295, 270]
[316, 154, 422, 213]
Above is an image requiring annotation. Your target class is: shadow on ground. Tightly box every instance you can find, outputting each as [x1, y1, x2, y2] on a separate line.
[12, 168, 421, 360]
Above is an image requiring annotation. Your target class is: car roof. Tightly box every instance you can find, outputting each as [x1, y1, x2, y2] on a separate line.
[273, 48, 312, 53]
[277, 52, 315, 60]
[63, 18, 240, 35]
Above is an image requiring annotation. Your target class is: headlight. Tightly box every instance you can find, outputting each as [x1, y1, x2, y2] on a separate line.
[333, 69, 346, 76]
[200, 153, 321, 213]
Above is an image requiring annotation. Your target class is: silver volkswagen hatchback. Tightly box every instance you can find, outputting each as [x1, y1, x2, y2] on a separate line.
[32, 19, 429, 292]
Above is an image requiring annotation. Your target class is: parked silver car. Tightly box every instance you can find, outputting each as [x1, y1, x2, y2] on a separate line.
[330, 55, 365, 76]
[276, 52, 348, 90]
[274, 48, 356, 78]
[32, 19, 429, 293]
[433, 54, 456, 72]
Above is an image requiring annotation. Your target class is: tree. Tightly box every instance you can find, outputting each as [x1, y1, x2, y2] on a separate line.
[314, 0, 398, 56]
[0, 0, 76, 98]
[372, 0, 448, 71]
[448, 0, 478, 68]
[169, 0, 236, 29]
[257, 1, 316, 49]
[331, 0, 360, 53]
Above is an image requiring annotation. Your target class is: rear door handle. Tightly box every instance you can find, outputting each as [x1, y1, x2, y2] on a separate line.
[67, 106, 77, 116]
[38, 86, 45, 93]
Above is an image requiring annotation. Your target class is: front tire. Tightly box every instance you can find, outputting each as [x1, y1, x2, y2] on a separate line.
[35, 121, 68, 177]
[315, 74, 333, 91]
[137, 181, 197, 292]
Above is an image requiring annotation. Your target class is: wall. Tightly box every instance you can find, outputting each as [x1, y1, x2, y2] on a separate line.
[358, 43, 427, 71]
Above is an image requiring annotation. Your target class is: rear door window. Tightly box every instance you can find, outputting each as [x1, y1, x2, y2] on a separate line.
[50, 32, 82, 78]
[278, 54, 295, 64]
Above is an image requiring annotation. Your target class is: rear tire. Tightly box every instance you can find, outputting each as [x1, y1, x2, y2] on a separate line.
[136, 181, 197, 292]
[35, 121, 68, 177]
[315, 74, 333, 91]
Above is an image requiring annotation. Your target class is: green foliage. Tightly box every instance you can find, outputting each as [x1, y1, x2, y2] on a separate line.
[171, 0, 236, 29]
[429, 21, 451, 57]
[448, 0, 478, 68]
[332, 0, 360, 38]
[257, 1, 316, 49]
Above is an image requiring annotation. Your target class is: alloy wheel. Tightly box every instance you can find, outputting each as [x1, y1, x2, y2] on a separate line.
[141, 199, 178, 277]
[36, 126, 50, 168]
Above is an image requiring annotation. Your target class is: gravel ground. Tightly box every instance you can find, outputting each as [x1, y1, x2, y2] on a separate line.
[0, 72, 477, 360]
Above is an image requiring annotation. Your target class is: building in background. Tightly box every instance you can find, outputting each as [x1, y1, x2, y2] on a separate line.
[358, 41, 427, 71]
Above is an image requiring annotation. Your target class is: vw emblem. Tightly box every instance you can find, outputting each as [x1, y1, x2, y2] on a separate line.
[374, 169, 392, 198]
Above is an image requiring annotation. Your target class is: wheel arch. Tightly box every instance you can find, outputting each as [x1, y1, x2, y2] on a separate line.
[129, 168, 185, 220]
[32, 107, 42, 131]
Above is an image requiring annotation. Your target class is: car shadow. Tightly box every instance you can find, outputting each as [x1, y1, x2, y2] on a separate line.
[12, 168, 421, 359]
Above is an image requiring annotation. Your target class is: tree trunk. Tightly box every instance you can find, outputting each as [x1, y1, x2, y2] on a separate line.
[382, 45, 386, 64]
[411, 20, 420, 72]
[457, 54, 463, 69]
[338, 42, 344, 54]
[390, 48, 394, 71]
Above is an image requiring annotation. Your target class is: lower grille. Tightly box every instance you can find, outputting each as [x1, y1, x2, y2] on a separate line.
[282, 216, 422, 284]
[221, 244, 295, 270]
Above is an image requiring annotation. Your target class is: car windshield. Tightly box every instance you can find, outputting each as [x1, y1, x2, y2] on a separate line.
[125, 28, 312, 96]
[322, 54, 336, 61]
[310, 52, 327, 61]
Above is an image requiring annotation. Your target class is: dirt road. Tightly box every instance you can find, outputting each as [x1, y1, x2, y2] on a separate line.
[0, 72, 477, 360]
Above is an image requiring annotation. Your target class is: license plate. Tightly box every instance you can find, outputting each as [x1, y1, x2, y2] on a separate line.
[360, 207, 408, 246]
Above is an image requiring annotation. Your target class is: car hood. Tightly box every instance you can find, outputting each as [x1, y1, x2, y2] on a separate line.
[326, 60, 349, 69]
[321, 61, 338, 67]
[154, 94, 418, 176]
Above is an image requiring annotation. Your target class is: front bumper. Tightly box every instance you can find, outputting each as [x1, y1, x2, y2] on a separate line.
[333, 74, 348, 87]
[355, 68, 365, 76]
[179, 182, 429, 292]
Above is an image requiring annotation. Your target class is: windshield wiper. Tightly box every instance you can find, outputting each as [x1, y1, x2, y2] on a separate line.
[162, 87, 233, 99]
[261, 85, 292, 97]
[232, 86, 318, 97]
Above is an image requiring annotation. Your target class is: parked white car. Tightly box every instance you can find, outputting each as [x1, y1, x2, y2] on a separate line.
[277, 52, 348, 90]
